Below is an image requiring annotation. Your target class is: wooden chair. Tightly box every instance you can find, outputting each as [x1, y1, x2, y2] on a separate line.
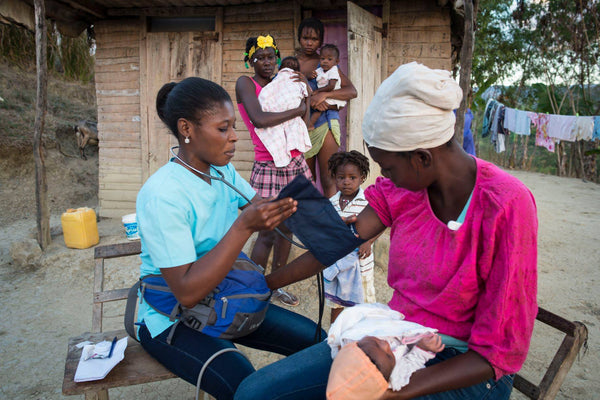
[513, 308, 588, 399]
[62, 241, 177, 399]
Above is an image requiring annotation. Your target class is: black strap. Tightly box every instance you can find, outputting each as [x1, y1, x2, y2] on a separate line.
[124, 280, 142, 341]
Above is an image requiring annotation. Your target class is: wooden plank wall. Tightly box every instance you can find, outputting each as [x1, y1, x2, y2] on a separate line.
[386, 0, 451, 75]
[221, 1, 297, 180]
[94, 19, 142, 218]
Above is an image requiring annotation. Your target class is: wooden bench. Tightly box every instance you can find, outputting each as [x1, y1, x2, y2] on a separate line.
[63, 242, 588, 399]
[62, 241, 177, 399]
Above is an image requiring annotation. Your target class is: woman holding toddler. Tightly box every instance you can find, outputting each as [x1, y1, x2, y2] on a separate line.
[296, 17, 358, 198]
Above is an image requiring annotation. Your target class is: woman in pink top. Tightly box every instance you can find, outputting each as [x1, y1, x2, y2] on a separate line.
[234, 62, 537, 400]
[235, 35, 311, 306]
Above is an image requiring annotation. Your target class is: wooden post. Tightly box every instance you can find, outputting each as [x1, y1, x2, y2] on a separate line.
[454, 0, 474, 146]
[33, 0, 50, 249]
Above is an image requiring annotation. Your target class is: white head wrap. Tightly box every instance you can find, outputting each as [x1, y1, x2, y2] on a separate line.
[362, 62, 463, 151]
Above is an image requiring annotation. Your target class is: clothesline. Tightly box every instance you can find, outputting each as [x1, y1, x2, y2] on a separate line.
[480, 99, 600, 153]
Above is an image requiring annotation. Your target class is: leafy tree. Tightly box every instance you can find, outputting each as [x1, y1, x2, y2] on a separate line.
[472, 0, 600, 181]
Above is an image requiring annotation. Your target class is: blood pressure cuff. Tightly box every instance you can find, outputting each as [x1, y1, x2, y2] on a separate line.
[277, 175, 365, 266]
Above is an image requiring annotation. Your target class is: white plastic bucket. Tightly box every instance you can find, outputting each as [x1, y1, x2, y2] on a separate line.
[122, 213, 140, 240]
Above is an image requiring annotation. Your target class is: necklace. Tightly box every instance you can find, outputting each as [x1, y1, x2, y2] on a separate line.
[340, 198, 350, 210]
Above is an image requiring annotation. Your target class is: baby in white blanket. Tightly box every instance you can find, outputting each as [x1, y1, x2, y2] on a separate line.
[326, 303, 445, 399]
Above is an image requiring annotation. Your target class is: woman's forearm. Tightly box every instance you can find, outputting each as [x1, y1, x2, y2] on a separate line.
[265, 251, 324, 290]
[381, 351, 495, 400]
[161, 220, 254, 307]
[249, 107, 305, 128]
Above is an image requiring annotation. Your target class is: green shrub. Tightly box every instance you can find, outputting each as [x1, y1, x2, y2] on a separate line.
[0, 23, 94, 82]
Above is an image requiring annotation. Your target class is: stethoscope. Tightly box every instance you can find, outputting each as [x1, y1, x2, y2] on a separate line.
[169, 146, 307, 250]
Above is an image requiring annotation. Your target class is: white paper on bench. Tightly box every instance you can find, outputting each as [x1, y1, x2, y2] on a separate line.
[74, 337, 128, 382]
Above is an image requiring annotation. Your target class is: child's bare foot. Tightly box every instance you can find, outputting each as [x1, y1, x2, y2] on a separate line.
[308, 125, 315, 130]
[416, 333, 445, 353]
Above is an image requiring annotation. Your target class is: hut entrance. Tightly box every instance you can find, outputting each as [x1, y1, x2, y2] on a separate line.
[140, 29, 221, 180]
[311, 1, 383, 186]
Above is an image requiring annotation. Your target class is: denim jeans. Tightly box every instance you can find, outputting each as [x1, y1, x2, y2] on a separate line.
[139, 304, 325, 400]
[234, 344, 514, 400]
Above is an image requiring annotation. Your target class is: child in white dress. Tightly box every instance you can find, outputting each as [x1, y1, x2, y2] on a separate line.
[324, 151, 379, 323]
[308, 44, 347, 129]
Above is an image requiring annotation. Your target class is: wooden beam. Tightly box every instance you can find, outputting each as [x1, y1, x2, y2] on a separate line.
[59, 0, 106, 19]
[94, 241, 142, 259]
[33, 0, 50, 250]
[107, 7, 219, 17]
[453, 0, 473, 145]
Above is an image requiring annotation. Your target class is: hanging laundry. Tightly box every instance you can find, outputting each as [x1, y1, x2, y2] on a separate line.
[493, 106, 508, 153]
[454, 108, 476, 156]
[489, 103, 503, 151]
[504, 107, 532, 136]
[513, 109, 532, 135]
[503, 107, 517, 133]
[572, 117, 594, 141]
[463, 108, 476, 156]
[594, 116, 600, 140]
[547, 114, 577, 141]
[497, 133, 506, 153]
[528, 112, 555, 152]
[481, 99, 499, 137]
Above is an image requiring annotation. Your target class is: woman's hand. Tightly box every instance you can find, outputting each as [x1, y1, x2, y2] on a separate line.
[237, 197, 297, 233]
[358, 242, 372, 259]
[291, 71, 309, 86]
[311, 91, 329, 109]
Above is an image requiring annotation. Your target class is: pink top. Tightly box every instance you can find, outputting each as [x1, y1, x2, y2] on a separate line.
[364, 158, 538, 379]
[237, 77, 301, 162]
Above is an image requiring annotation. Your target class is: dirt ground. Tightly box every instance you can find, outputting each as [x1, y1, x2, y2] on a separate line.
[0, 137, 598, 399]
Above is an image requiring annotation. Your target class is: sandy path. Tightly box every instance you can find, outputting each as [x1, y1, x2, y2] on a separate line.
[0, 169, 597, 399]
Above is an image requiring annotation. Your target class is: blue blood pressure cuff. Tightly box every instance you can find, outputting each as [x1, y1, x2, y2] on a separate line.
[277, 175, 365, 266]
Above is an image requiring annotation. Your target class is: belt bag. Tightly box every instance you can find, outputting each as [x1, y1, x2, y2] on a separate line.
[125, 254, 272, 343]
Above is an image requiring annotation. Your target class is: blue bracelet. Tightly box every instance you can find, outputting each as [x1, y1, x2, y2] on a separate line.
[349, 223, 359, 238]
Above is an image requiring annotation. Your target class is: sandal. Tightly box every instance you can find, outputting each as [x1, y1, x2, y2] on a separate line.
[273, 288, 300, 307]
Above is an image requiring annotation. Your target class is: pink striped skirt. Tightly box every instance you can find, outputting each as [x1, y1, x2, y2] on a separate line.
[250, 154, 313, 198]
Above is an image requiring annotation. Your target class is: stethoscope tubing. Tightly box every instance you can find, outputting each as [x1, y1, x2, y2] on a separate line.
[169, 146, 307, 250]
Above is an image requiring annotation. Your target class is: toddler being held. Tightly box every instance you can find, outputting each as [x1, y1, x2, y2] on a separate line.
[309, 44, 347, 129]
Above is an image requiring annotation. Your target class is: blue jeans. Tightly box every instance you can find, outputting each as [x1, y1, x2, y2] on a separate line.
[234, 344, 514, 400]
[139, 304, 325, 400]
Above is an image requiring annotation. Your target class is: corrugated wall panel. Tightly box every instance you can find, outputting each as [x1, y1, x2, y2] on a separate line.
[387, 0, 452, 74]
[95, 18, 142, 218]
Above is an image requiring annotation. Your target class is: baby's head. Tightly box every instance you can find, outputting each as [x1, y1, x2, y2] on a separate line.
[319, 44, 340, 72]
[326, 337, 394, 400]
[280, 56, 300, 71]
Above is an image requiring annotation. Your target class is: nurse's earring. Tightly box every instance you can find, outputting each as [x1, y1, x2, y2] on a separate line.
[184, 136, 190, 144]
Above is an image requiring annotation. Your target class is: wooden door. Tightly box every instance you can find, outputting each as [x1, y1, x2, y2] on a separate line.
[140, 31, 221, 181]
[347, 2, 382, 187]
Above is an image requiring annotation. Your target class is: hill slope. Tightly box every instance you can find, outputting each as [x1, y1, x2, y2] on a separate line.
[0, 61, 98, 226]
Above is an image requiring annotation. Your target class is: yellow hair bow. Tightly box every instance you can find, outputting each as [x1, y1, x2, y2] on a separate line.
[248, 35, 277, 59]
